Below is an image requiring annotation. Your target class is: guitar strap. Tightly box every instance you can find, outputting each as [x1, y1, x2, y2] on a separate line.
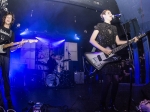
[91, 41, 99, 52]
[0, 30, 12, 53]
[10, 30, 12, 38]
[91, 46, 96, 52]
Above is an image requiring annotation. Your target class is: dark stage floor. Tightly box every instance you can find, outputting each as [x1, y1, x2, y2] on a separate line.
[0, 80, 146, 112]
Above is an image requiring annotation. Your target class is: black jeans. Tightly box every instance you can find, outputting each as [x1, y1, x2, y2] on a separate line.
[0, 55, 11, 106]
[100, 74, 119, 106]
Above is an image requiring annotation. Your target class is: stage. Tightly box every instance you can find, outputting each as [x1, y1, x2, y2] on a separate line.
[0, 81, 145, 112]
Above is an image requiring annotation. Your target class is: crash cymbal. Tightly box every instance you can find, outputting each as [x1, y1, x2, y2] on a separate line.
[61, 59, 71, 62]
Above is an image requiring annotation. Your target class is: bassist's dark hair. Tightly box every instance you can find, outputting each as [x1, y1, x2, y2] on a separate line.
[2, 12, 15, 26]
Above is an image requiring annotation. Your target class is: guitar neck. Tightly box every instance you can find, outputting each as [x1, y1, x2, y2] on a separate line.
[112, 39, 134, 53]
[3, 42, 20, 49]
[112, 33, 146, 54]
[2, 39, 38, 49]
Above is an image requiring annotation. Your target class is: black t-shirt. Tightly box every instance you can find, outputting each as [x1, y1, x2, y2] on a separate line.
[94, 22, 121, 75]
[94, 22, 118, 48]
[0, 26, 15, 57]
[47, 57, 58, 72]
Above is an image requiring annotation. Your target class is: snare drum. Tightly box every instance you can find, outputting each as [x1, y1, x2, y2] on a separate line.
[45, 74, 59, 87]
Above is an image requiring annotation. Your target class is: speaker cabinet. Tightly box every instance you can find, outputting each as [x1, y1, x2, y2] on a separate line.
[74, 72, 84, 84]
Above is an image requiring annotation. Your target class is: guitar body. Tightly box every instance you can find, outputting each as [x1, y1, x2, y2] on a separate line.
[85, 33, 146, 70]
[85, 51, 121, 70]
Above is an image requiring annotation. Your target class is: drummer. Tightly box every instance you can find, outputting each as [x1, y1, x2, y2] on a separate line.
[47, 54, 58, 74]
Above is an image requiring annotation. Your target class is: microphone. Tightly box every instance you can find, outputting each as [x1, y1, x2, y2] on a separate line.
[112, 14, 121, 18]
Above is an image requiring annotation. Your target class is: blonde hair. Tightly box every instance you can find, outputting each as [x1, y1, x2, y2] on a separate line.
[100, 10, 110, 21]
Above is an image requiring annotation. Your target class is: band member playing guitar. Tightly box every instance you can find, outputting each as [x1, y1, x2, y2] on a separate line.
[0, 12, 24, 110]
[89, 9, 138, 111]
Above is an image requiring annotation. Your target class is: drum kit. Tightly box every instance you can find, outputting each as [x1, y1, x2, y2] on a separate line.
[45, 55, 73, 88]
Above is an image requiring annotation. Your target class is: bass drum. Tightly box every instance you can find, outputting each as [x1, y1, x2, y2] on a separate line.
[45, 74, 59, 87]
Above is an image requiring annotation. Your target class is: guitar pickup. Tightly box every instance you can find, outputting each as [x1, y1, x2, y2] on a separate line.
[97, 55, 102, 61]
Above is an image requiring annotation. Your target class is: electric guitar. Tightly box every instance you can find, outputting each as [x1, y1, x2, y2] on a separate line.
[85, 33, 146, 70]
[0, 39, 38, 53]
[3, 39, 38, 48]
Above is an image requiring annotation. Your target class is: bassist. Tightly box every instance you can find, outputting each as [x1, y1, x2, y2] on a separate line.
[0, 12, 23, 110]
[89, 9, 138, 111]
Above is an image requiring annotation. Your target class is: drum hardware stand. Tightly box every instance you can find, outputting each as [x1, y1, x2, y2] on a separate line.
[52, 71, 59, 89]
[53, 74, 58, 90]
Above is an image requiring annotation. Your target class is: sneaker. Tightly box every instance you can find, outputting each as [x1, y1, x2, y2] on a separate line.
[0, 106, 5, 112]
[7, 109, 16, 112]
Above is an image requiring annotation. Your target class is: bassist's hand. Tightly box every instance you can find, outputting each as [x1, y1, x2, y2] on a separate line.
[18, 39, 25, 48]
[9, 42, 14, 47]
[103, 48, 112, 55]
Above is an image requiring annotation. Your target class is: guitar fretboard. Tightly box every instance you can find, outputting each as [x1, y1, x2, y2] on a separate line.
[112, 33, 146, 54]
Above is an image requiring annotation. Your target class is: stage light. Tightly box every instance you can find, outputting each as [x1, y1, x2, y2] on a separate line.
[74, 34, 80, 40]
[76, 37, 80, 40]
[35, 37, 48, 44]
[52, 39, 65, 47]
[20, 28, 29, 35]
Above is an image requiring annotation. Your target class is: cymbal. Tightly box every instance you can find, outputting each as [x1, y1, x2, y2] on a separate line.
[61, 59, 71, 62]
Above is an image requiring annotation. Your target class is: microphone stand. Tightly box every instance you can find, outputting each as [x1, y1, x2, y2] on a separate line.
[68, 51, 71, 59]
[119, 16, 135, 112]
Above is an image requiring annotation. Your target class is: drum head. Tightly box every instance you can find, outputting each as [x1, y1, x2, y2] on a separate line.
[45, 74, 59, 87]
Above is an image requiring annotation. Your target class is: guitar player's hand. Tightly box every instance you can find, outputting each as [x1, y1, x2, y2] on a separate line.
[103, 48, 112, 55]
[132, 37, 138, 43]
[9, 42, 14, 46]
[18, 39, 25, 48]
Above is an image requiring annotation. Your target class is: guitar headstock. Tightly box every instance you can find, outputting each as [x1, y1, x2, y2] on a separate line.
[21, 39, 38, 44]
[28, 39, 38, 43]
[138, 33, 146, 39]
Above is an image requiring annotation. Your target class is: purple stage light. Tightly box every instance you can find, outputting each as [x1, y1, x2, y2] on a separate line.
[52, 39, 65, 47]
[20, 28, 29, 35]
[74, 34, 80, 40]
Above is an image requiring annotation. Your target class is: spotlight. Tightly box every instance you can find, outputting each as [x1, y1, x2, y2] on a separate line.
[35, 37, 48, 44]
[52, 39, 65, 47]
[74, 34, 80, 40]
[20, 28, 29, 35]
